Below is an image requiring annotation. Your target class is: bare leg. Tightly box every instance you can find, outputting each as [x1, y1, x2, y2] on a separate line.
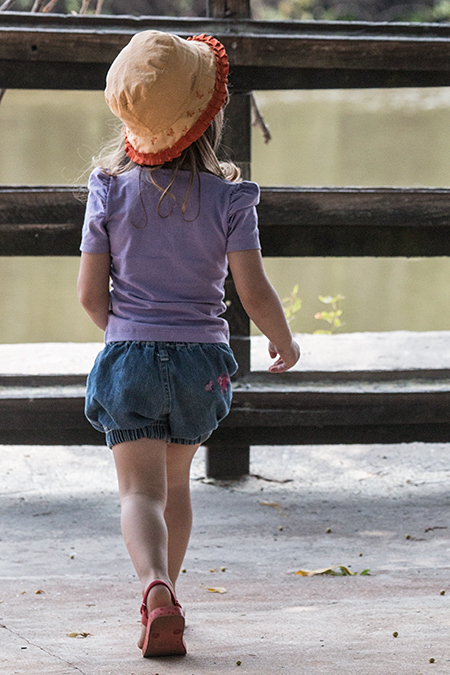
[113, 438, 200, 649]
[112, 438, 173, 647]
[165, 443, 200, 587]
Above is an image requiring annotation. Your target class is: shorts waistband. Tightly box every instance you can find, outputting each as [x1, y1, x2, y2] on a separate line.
[108, 340, 228, 350]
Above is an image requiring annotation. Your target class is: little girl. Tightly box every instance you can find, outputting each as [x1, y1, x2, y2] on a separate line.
[78, 30, 300, 658]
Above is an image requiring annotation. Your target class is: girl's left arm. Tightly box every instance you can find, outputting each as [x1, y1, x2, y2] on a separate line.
[77, 251, 111, 331]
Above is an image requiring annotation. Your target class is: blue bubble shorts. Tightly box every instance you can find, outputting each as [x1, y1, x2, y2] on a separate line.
[85, 341, 238, 448]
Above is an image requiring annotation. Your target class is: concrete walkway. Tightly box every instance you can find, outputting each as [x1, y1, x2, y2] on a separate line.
[1, 440, 449, 674]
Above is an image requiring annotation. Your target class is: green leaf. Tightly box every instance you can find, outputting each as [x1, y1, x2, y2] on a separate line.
[318, 295, 334, 304]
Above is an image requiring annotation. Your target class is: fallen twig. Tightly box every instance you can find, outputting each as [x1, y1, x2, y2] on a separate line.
[43, 0, 59, 11]
[31, 0, 46, 11]
[250, 473, 293, 483]
[250, 93, 272, 144]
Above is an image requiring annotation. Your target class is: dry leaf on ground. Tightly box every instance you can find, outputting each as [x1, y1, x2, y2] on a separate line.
[259, 500, 288, 516]
[294, 565, 370, 577]
[201, 585, 227, 594]
[67, 632, 91, 638]
[260, 501, 281, 509]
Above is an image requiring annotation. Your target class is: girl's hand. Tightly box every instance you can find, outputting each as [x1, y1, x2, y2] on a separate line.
[268, 339, 300, 373]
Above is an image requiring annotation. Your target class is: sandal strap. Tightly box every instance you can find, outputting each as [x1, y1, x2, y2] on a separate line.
[140, 580, 181, 623]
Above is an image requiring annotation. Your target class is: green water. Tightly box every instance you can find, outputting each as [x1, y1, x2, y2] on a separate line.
[1, 88, 450, 342]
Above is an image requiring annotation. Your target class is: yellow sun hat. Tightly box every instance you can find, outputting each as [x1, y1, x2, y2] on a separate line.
[105, 30, 229, 166]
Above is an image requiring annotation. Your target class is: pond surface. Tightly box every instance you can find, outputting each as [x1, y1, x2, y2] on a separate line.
[1, 88, 450, 342]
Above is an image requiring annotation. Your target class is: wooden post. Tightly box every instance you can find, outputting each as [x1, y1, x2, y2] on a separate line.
[206, 443, 251, 480]
[207, 0, 249, 18]
[205, 0, 252, 479]
[221, 92, 252, 372]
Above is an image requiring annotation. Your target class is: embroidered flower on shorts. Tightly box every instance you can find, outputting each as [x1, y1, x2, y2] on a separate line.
[205, 380, 214, 392]
[217, 373, 230, 394]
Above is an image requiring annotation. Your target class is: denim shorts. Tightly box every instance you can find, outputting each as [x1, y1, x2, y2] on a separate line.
[85, 341, 238, 448]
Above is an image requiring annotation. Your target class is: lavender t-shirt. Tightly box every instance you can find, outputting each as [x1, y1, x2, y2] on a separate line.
[80, 166, 261, 344]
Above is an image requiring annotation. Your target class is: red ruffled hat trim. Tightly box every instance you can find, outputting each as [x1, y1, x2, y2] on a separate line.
[125, 34, 229, 166]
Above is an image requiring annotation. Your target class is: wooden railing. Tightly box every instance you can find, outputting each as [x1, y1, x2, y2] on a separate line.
[2, 2, 450, 477]
[3, 186, 450, 258]
[2, 11, 450, 90]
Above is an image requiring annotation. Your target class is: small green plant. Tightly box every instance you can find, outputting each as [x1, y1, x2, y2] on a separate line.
[314, 294, 345, 334]
[282, 284, 302, 323]
[281, 286, 345, 333]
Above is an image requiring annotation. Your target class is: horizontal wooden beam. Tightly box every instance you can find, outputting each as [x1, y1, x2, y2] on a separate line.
[0, 392, 104, 445]
[258, 187, 450, 257]
[2, 13, 450, 90]
[208, 423, 450, 446]
[0, 186, 85, 256]
[2, 185, 450, 257]
[1, 377, 450, 445]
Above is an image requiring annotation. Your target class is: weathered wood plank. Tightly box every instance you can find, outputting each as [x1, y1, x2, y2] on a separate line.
[259, 187, 450, 228]
[0, 388, 101, 445]
[260, 187, 450, 256]
[4, 422, 449, 446]
[229, 395, 450, 426]
[0, 186, 85, 255]
[1, 379, 450, 445]
[4, 185, 449, 228]
[2, 13, 450, 90]
[2, 186, 450, 257]
[208, 423, 450, 445]
[264, 224, 450, 257]
[2, 60, 448, 90]
[5, 11, 450, 39]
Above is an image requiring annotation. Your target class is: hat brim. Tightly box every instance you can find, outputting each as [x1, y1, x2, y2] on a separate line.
[125, 34, 229, 167]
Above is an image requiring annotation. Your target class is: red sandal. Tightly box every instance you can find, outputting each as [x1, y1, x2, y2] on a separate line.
[140, 580, 186, 657]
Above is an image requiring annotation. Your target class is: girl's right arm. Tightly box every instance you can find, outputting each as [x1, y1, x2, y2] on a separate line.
[227, 249, 300, 373]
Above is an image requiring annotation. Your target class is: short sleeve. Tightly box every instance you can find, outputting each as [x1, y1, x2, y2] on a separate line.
[226, 181, 261, 253]
[79, 168, 111, 254]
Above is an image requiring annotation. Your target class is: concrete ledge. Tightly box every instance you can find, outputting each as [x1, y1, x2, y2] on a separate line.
[1, 331, 450, 377]
[0, 342, 102, 376]
[253, 331, 450, 373]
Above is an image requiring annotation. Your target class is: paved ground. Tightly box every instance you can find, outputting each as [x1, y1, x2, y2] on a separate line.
[1, 440, 449, 674]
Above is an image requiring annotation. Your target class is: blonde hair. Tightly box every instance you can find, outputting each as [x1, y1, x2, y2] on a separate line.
[91, 106, 241, 218]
